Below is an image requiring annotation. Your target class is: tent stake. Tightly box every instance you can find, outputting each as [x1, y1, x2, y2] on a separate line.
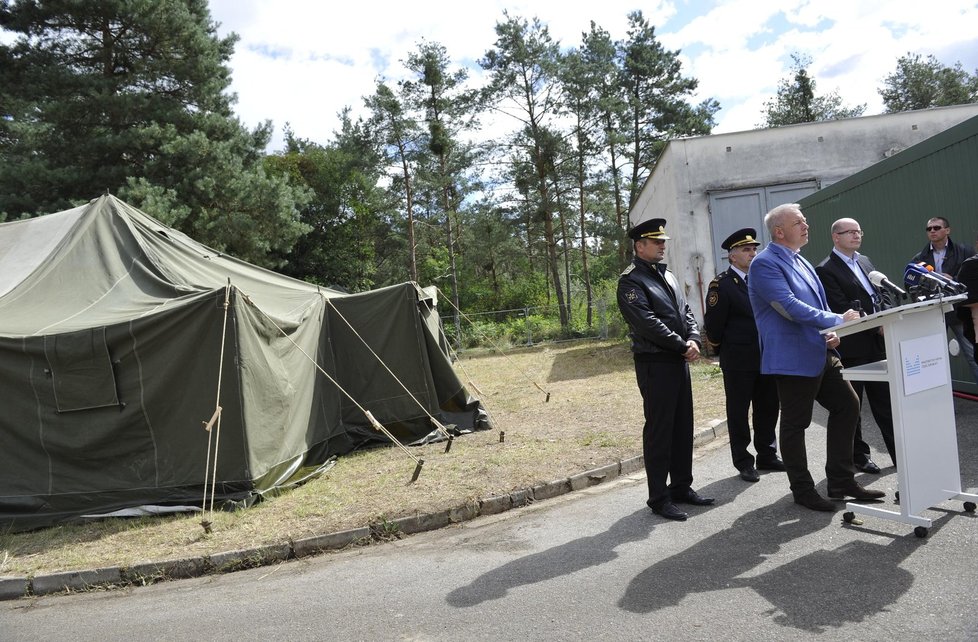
[444, 435, 454, 453]
[411, 458, 425, 483]
[499, 431, 506, 443]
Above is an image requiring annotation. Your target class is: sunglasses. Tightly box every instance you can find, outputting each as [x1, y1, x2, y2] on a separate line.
[926, 225, 945, 232]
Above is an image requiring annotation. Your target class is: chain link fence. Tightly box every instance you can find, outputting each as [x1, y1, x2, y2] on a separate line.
[441, 293, 630, 351]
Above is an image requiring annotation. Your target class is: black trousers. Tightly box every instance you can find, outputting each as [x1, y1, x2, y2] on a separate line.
[775, 353, 858, 497]
[722, 368, 779, 470]
[635, 358, 694, 507]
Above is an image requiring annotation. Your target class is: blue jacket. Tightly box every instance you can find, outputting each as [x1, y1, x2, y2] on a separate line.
[748, 242, 844, 377]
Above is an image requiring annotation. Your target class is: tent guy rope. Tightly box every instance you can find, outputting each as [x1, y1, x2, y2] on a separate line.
[323, 297, 453, 442]
[199, 281, 231, 533]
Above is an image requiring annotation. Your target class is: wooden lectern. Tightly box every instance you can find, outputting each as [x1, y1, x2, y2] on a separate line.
[825, 294, 977, 537]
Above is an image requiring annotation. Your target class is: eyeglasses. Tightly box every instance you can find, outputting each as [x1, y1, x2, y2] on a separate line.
[834, 229, 864, 237]
[926, 225, 945, 232]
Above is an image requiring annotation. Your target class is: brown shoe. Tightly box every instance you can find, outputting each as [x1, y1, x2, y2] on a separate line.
[794, 490, 836, 512]
[827, 482, 885, 500]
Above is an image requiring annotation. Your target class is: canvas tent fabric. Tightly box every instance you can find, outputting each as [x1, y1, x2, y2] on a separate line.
[0, 195, 487, 532]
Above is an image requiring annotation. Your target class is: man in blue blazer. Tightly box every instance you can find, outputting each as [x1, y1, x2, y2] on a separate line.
[748, 204, 885, 511]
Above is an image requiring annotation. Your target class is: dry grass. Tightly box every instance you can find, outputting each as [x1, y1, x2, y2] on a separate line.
[0, 339, 726, 577]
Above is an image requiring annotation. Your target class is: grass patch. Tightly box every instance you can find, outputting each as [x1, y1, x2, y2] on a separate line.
[0, 339, 726, 577]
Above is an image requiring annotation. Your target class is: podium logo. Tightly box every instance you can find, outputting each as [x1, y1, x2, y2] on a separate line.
[904, 354, 921, 376]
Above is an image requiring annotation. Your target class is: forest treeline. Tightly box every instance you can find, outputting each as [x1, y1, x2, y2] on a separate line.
[2, 1, 976, 334]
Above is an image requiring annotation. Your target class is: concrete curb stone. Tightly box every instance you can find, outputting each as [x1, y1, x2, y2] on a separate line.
[30, 566, 121, 596]
[0, 576, 29, 600]
[293, 527, 371, 558]
[2, 421, 726, 601]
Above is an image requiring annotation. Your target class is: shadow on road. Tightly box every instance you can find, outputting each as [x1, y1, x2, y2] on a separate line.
[445, 508, 653, 607]
[617, 496, 956, 634]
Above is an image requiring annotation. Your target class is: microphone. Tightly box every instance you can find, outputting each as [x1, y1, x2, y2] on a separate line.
[868, 270, 906, 297]
[917, 263, 967, 294]
[904, 262, 954, 295]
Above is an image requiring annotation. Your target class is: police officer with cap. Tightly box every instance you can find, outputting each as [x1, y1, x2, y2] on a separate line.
[617, 218, 714, 521]
[704, 228, 784, 484]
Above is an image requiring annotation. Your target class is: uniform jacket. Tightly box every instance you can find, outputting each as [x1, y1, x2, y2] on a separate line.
[747, 242, 844, 377]
[617, 258, 700, 359]
[703, 268, 761, 371]
[815, 252, 889, 364]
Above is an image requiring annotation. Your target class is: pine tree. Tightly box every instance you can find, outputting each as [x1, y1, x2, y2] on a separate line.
[0, 0, 308, 265]
[880, 53, 978, 112]
[760, 53, 865, 127]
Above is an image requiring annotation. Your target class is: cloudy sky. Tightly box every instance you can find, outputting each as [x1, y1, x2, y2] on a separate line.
[211, 1, 978, 151]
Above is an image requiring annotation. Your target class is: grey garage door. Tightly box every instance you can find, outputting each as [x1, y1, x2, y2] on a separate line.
[708, 181, 818, 271]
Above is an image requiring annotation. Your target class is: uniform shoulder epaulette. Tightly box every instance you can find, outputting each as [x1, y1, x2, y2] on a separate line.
[620, 264, 635, 276]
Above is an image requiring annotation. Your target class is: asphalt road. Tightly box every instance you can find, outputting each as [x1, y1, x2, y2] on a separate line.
[3, 399, 978, 641]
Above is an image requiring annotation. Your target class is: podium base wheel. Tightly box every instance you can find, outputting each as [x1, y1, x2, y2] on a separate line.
[964, 501, 976, 513]
[914, 526, 928, 538]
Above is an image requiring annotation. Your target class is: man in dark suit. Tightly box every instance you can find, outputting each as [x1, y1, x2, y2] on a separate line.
[912, 216, 978, 384]
[704, 228, 783, 483]
[618, 217, 714, 522]
[815, 218, 897, 472]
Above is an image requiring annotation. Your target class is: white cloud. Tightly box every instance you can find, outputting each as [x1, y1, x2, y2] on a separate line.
[207, 0, 978, 148]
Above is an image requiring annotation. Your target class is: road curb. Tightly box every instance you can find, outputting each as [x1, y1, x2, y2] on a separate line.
[0, 420, 727, 600]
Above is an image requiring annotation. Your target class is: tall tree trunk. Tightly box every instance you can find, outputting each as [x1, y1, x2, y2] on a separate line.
[439, 153, 461, 344]
[576, 154, 593, 327]
[551, 175, 572, 327]
[400, 147, 417, 282]
[536, 168, 567, 328]
[604, 113, 627, 269]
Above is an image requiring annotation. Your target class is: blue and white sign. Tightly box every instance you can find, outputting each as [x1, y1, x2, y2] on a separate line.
[900, 333, 948, 396]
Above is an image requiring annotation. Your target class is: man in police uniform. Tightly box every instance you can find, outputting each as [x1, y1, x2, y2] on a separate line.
[704, 228, 783, 483]
[617, 218, 714, 521]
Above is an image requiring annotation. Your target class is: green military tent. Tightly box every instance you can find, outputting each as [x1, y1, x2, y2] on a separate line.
[0, 195, 487, 531]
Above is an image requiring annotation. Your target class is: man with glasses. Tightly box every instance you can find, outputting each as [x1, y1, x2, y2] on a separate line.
[816, 218, 896, 474]
[748, 204, 884, 512]
[618, 218, 714, 521]
[911, 217, 978, 384]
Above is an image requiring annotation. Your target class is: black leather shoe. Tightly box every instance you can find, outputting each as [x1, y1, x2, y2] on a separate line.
[672, 489, 715, 505]
[854, 460, 881, 474]
[648, 501, 688, 521]
[757, 458, 786, 471]
[794, 491, 836, 511]
[739, 466, 760, 482]
[827, 482, 885, 500]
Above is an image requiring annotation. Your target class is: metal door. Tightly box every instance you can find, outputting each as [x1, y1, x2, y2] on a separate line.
[708, 181, 818, 272]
